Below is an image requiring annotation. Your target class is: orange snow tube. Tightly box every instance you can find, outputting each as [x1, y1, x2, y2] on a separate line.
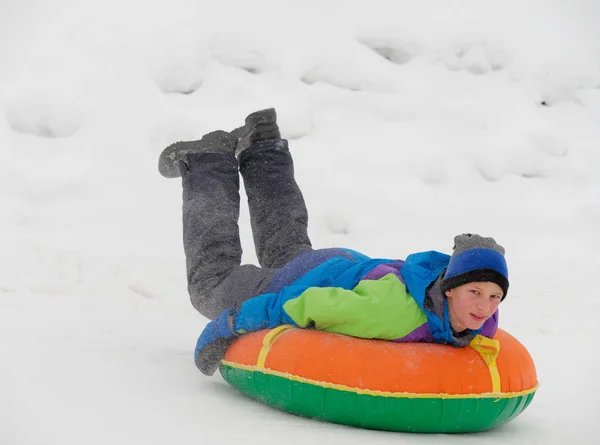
[219, 327, 538, 433]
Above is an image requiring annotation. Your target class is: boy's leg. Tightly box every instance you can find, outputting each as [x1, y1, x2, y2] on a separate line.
[238, 138, 312, 269]
[181, 151, 277, 319]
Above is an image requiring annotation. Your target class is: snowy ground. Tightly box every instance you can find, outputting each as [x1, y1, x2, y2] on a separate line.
[1, 1, 599, 444]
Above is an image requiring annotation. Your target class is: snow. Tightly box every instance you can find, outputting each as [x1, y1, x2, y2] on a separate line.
[1, 0, 599, 443]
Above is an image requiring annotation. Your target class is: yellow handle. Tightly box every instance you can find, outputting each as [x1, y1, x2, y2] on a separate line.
[470, 335, 502, 393]
[256, 325, 295, 368]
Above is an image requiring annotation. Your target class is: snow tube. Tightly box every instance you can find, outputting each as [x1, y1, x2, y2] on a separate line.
[219, 326, 538, 433]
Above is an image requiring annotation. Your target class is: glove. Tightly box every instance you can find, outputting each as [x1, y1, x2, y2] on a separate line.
[194, 309, 238, 376]
[194, 292, 291, 375]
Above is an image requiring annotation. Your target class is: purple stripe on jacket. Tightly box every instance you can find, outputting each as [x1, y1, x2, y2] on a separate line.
[479, 311, 499, 338]
[393, 323, 434, 342]
[360, 261, 405, 282]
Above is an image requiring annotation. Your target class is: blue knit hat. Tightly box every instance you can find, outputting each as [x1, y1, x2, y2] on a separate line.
[441, 234, 509, 300]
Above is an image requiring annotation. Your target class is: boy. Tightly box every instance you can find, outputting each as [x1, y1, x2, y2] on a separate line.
[159, 109, 509, 376]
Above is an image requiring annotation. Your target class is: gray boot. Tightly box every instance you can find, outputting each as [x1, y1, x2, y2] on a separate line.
[231, 108, 281, 157]
[158, 130, 238, 178]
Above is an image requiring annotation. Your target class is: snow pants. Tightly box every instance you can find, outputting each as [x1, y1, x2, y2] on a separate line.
[181, 139, 313, 319]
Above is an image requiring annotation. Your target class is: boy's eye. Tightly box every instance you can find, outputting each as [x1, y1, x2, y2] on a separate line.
[470, 289, 479, 295]
[491, 295, 502, 300]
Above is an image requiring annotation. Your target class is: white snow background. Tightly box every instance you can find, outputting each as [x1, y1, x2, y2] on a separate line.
[1, 0, 599, 444]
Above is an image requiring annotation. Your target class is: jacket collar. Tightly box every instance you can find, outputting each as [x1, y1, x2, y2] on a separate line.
[401, 250, 478, 346]
[425, 274, 478, 347]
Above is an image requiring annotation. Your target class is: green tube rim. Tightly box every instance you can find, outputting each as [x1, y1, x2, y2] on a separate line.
[220, 363, 537, 433]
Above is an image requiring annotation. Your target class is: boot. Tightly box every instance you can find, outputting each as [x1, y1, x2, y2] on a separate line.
[158, 130, 238, 178]
[230, 108, 280, 157]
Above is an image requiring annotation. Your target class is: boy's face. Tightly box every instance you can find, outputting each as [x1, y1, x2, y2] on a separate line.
[445, 281, 503, 332]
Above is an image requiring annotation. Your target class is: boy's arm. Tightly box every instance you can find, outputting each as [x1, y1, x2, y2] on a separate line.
[232, 273, 427, 340]
[195, 273, 427, 376]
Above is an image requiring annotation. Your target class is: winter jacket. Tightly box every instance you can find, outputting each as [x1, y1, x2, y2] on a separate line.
[232, 248, 499, 347]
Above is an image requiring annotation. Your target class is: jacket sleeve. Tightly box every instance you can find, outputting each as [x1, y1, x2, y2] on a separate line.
[232, 273, 427, 341]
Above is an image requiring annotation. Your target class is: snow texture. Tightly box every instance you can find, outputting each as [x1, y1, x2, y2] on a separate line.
[1, 0, 599, 443]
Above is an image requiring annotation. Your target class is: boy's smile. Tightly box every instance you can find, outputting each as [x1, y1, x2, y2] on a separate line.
[470, 313, 486, 322]
[445, 282, 503, 332]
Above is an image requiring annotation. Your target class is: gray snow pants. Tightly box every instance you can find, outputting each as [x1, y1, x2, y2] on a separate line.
[181, 139, 313, 319]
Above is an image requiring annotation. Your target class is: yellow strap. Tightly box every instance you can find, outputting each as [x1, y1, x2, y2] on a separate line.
[256, 325, 295, 368]
[470, 335, 501, 393]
